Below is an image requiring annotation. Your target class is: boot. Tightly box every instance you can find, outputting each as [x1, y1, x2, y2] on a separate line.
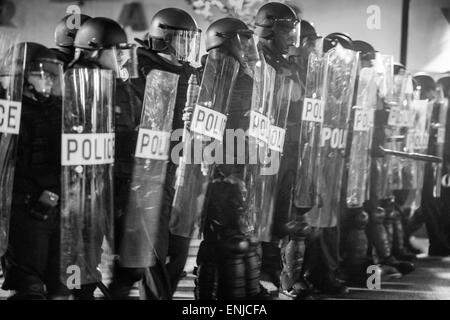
[306, 272, 349, 295]
[280, 214, 313, 299]
[109, 262, 145, 300]
[382, 200, 395, 250]
[370, 208, 415, 274]
[392, 208, 416, 261]
[72, 283, 97, 300]
[220, 235, 249, 300]
[342, 209, 371, 286]
[195, 240, 219, 300]
[7, 281, 46, 300]
[368, 207, 404, 276]
[260, 240, 282, 288]
[280, 237, 313, 298]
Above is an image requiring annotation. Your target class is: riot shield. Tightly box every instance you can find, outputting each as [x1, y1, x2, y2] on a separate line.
[118, 70, 179, 268]
[431, 86, 449, 198]
[401, 97, 432, 210]
[170, 48, 240, 238]
[346, 67, 377, 208]
[307, 44, 359, 228]
[60, 68, 115, 287]
[294, 49, 327, 209]
[258, 69, 294, 239]
[250, 57, 276, 241]
[0, 35, 25, 257]
[375, 72, 414, 201]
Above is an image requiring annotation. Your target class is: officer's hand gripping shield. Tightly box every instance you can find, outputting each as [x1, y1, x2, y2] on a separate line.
[60, 68, 115, 287]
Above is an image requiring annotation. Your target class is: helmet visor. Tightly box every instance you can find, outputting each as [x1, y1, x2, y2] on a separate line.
[167, 29, 201, 65]
[302, 36, 323, 55]
[235, 31, 260, 66]
[27, 60, 63, 97]
[274, 19, 301, 48]
[0, 41, 26, 99]
[98, 45, 138, 80]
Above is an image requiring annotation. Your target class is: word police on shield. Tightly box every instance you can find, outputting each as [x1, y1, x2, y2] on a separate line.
[353, 108, 373, 131]
[438, 127, 445, 144]
[61, 133, 115, 166]
[406, 130, 429, 151]
[321, 127, 347, 149]
[135, 128, 170, 160]
[268, 125, 285, 152]
[249, 110, 269, 143]
[387, 107, 415, 128]
[0, 99, 21, 135]
[190, 104, 227, 142]
[302, 98, 324, 123]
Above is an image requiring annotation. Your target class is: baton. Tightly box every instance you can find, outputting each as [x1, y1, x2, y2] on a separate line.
[378, 146, 442, 163]
[176, 74, 200, 187]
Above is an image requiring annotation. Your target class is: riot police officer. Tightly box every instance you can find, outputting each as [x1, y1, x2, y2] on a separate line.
[281, 19, 322, 299]
[109, 8, 202, 299]
[192, 16, 270, 300]
[253, 1, 302, 294]
[302, 32, 356, 295]
[1, 43, 65, 300]
[63, 17, 137, 299]
[51, 13, 91, 67]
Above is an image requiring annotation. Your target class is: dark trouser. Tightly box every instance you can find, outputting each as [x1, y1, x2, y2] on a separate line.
[303, 227, 340, 284]
[2, 203, 68, 298]
[419, 202, 450, 256]
[262, 143, 298, 282]
[166, 233, 191, 295]
[112, 166, 190, 299]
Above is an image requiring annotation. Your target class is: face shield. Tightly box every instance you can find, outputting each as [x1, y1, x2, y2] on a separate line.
[167, 28, 201, 65]
[236, 31, 260, 67]
[273, 19, 301, 48]
[216, 29, 259, 70]
[97, 44, 138, 80]
[26, 60, 64, 98]
[151, 24, 202, 65]
[302, 36, 323, 56]
[0, 40, 26, 100]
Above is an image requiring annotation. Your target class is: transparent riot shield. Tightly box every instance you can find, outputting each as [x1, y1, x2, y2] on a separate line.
[258, 70, 294, 238]
[431, 86, 449, 198]
[307, 45, 359, 228]
[60, 68, 115, 287]
[401, 97, 433, 210]
[170, 48, 240, 238]
[377, 72, 414, 201]
[250, 57, 276, 241]
[0, 36, 25, 257]
[346, 67, 377, 208]
[294, 49, 327, 209]
[118, 70, 179, 268]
